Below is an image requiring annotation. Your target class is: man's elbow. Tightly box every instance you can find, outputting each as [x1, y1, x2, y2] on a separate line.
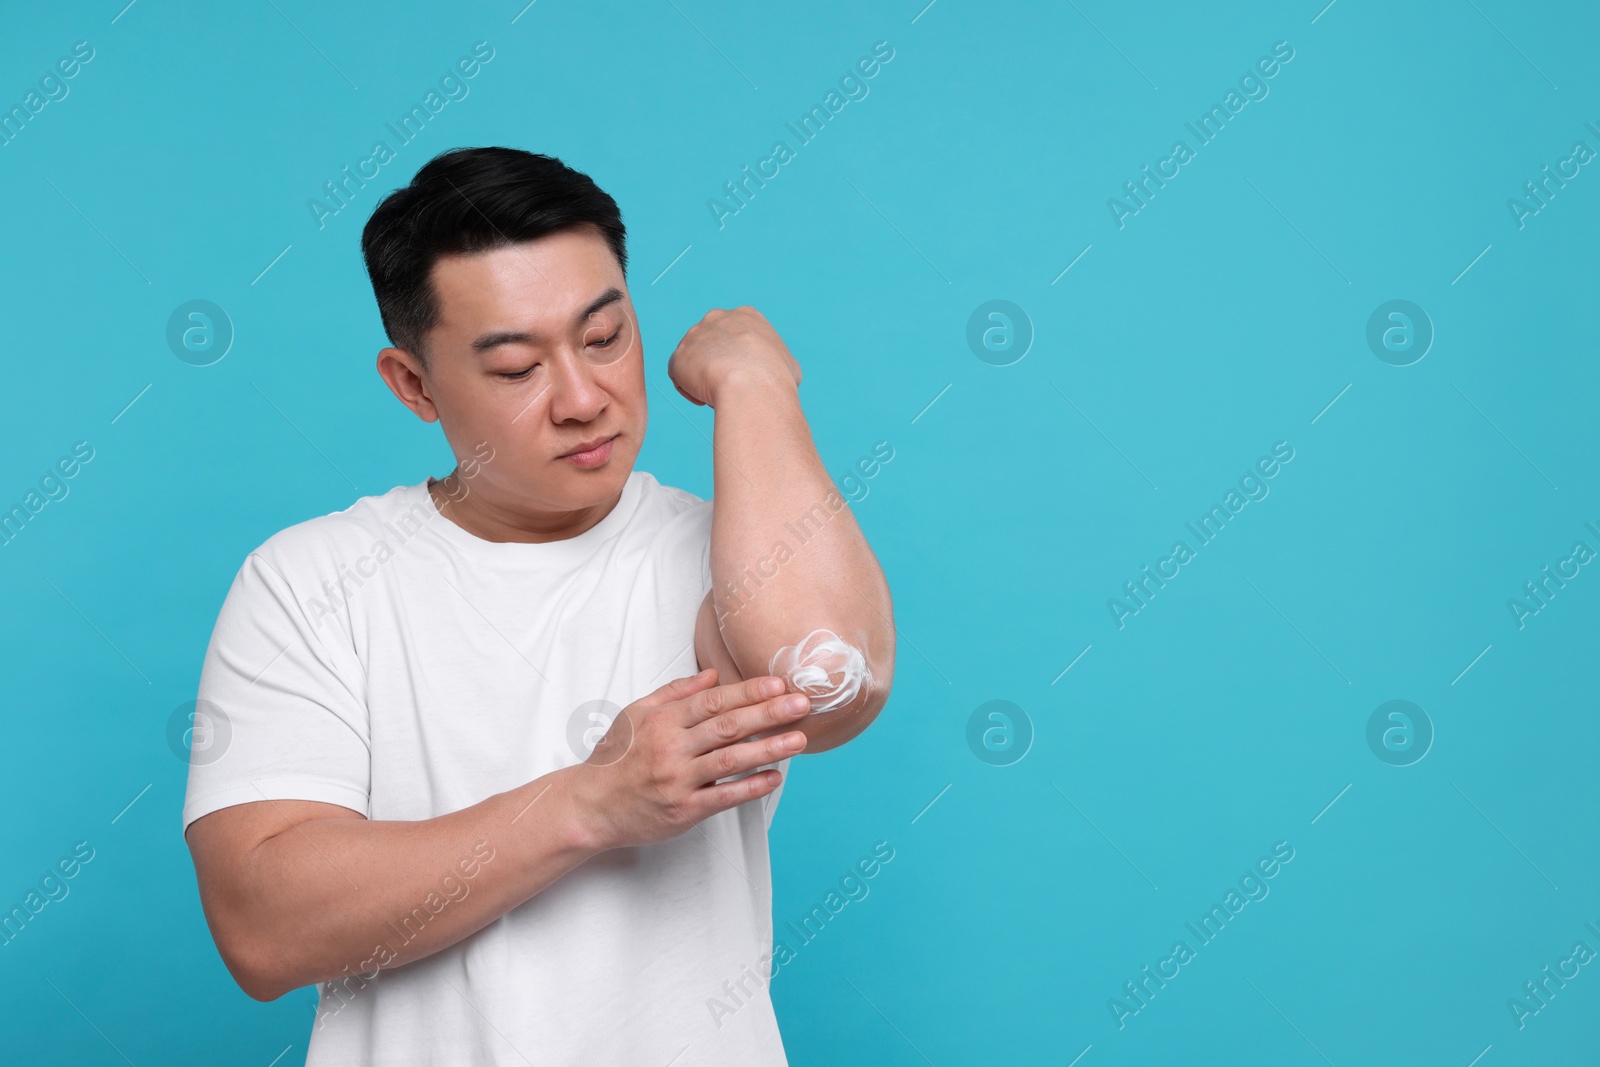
[239, 970, 291, 1004]
[216, 926, 294, 1002]
[198, 880, 299, 1002]
[728, 619, 895, 751]
[793, 658, 893, 754]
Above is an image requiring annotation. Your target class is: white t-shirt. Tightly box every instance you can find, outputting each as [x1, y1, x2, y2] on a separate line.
[182, 469, 792, 1066]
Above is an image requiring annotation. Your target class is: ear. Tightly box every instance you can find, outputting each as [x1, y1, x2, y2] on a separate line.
[376, 347, 439, 423]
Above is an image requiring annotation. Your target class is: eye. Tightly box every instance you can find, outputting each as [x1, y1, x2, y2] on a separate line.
[589, 331, 620, 349]
[497, 366, 537, 381]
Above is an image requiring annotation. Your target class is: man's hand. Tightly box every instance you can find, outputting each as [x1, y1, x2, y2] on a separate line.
[666, 306, 802, 408]
[567, 667, 811, 850]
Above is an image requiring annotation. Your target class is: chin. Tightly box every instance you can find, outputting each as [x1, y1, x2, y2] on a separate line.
[556, 456, 632, 503]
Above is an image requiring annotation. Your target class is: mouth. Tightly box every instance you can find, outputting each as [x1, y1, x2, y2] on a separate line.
[559, 433, 618, 465]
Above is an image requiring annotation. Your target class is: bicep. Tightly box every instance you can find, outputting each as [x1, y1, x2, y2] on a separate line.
[187, 798, 366, 860]
[694, 589, 745, 684]
[187, 800, 365, 918]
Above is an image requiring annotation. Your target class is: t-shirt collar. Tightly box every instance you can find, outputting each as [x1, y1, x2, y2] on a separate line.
[412, 471, 644, 563]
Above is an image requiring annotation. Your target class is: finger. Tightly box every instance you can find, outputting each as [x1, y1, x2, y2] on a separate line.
[676, 675, 787, 727]
[635, 667, 718, 709]
[687, 767, 785, 820]
[685, 692, 811, 757]
[687, 730, 806, 787]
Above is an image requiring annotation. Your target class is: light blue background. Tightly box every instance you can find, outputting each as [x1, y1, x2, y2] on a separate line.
[2, 1, 1597, 1063]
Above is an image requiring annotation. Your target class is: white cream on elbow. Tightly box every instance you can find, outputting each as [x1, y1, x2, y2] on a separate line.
[769, 628, 873, 713]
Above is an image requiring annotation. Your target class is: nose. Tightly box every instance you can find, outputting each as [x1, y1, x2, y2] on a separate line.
[547, 349, 608, 425]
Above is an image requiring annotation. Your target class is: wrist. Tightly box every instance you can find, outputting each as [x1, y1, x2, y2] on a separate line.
[709, 364, 799, 410]
[528, 765, 614, 856]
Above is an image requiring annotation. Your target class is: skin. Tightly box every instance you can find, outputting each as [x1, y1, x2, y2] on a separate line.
[184, 223, 895, 1002]
[380, 225, 645, 541]
[675, 306, 895, 748]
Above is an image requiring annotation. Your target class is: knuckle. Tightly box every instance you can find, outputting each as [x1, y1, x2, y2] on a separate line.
[715, 746, 739, 776]
[713, 713, 741, 742]
[702, 688, 724, 716]
[662, 788, 689, 819]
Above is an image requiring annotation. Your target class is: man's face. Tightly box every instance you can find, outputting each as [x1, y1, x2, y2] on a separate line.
[414, 225, 645, 514]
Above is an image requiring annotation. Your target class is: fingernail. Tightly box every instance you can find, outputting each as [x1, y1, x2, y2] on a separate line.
[783, 733, 805, 750]
[763, 678, 786, 696]
[786, 695, 810, 713]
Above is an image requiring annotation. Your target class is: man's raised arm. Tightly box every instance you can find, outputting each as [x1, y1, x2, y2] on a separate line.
[671, 306, 896, 754]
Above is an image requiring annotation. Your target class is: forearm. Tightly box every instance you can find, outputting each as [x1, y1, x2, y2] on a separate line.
[238, 766, 598, 999]
[707, 368, 895, 742]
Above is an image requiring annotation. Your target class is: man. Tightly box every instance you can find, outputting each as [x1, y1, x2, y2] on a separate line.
[181, 146, 895, 1065]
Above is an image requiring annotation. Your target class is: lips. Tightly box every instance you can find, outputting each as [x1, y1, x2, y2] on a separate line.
[560, 434, 617, 459]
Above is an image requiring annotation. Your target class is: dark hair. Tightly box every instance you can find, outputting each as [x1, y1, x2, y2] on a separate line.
[361, 147, 627, 363]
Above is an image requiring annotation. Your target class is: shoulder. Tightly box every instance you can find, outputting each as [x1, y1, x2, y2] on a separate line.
[628, 469, 712, 532]
[625, 470, 713, 579]
[242, 483, 428, 587]
[632, 468, 706, 511]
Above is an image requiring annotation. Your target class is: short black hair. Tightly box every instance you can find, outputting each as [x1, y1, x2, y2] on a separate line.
[361, 146, 628, 363]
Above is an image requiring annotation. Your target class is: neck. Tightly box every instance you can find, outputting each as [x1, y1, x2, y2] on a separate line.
[428, 470, 623, 544]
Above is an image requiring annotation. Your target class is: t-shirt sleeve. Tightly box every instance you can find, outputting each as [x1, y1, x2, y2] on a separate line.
[700, 529, 712, 594]
[656, 484, 713, 595]
[762, 756, 792, 829]
[181, 549, 372, 839]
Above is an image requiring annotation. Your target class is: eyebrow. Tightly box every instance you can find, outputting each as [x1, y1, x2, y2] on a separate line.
[469, 287, 625, 353]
